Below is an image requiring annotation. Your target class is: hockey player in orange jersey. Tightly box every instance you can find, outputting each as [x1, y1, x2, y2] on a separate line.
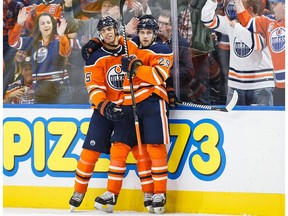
[94, 15, 173, 214]
[69, 16, 153, 213]
[68, 15, 124, 211]
[122, 16, 173, 213]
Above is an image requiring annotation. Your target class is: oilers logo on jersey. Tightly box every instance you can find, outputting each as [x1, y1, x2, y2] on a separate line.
[233, 37, 252, 58]
[107, 64, 125, 90]
[270, 27, 285, 53]
[34, 47, 48, 63]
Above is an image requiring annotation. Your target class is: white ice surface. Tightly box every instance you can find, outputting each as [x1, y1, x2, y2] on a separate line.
[3, 208, 234, 216]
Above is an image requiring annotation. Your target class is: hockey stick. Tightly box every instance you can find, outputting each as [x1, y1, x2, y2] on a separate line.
[176, 90, 238, 112]
[119, 0, 143, 155]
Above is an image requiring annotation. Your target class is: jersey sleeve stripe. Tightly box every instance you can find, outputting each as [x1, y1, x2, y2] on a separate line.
[152, 68, 162, 85]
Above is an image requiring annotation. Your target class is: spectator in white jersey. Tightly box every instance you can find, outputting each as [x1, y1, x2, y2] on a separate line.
[201, 0, 275, 106]
[233, 0, 285, 105]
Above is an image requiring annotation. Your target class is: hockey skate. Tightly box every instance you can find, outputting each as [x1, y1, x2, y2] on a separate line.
[94, 191, 118, 213]
[144, 193, 154, 213]
[69, 191, 85, 212]
[152, 193, 166, 214]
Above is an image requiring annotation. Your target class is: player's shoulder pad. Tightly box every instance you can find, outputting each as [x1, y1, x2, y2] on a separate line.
[149, 42, 172, 54]
[85, 48, 106, 66]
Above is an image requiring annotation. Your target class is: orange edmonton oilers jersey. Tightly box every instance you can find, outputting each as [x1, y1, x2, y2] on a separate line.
[84, 45, 126, 108]
[121, 36, 174, 105]
[238, 10, 285, 89]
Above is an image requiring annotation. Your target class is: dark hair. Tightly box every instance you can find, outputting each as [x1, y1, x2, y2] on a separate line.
[32, 12, 57, 49]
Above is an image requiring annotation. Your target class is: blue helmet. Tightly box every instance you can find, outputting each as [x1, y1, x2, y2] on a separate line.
[97, 16, 118, 31]
[137, 15, 159, 34]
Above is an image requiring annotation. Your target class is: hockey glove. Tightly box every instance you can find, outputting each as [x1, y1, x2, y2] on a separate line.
[121, 56, 142, 79]
[81, 38, 102, 61]
[97, 100, 124, 121]
[167, 87, 178, 108]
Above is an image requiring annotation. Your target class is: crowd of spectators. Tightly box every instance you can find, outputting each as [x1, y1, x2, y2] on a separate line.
[2, 0, 285, 106]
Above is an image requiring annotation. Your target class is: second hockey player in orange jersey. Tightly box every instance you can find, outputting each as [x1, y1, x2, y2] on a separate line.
[95, 15, 173, 214]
